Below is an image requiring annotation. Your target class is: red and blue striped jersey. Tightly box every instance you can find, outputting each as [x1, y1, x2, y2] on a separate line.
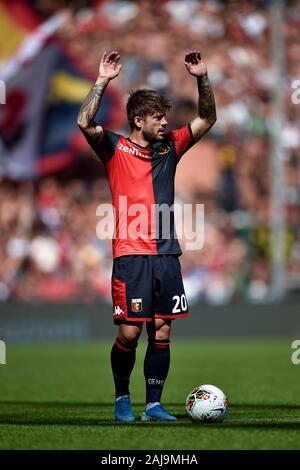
[84, 124, 196, 258]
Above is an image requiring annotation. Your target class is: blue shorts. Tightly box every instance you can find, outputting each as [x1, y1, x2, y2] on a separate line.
[111, 255, 189, 323]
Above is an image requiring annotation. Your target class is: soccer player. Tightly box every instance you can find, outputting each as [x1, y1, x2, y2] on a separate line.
[77, 50, 216, 422]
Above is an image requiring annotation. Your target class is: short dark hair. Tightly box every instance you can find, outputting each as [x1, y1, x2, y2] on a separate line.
[126, 89, 172, 129]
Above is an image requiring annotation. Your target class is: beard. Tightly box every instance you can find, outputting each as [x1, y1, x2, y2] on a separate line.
[142, 128, 164, 143]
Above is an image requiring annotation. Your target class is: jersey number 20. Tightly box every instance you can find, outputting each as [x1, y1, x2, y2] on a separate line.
[172, 294, 188, 313]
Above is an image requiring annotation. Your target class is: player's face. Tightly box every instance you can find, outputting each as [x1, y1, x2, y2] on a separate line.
[142, 113, 168, 142]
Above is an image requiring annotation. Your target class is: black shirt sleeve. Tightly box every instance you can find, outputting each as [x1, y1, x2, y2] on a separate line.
[83, 129, 121, 166]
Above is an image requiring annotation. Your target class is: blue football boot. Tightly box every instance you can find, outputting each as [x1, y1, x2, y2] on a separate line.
[114, 396, 135, 423]
[141, 404, 177, 422]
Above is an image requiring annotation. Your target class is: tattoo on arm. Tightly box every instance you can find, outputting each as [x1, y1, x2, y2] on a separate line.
[77, 80, 108, 141]
[197, 75, 216, 122]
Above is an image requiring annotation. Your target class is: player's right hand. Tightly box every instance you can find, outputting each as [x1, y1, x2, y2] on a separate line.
[97, 51, 122, 81]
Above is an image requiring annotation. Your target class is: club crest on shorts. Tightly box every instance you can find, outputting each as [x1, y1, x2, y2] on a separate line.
[131, 298, 142, 312]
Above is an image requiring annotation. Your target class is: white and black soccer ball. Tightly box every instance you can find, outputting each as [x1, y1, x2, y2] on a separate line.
[185, 384, 229, 423]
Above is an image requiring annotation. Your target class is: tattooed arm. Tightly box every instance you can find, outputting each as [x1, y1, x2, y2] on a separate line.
[184, 50, 216, 141]
[77, 51, 122, 143]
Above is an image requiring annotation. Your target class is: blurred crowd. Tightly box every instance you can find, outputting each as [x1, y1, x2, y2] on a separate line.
[1, 0, 300, 304]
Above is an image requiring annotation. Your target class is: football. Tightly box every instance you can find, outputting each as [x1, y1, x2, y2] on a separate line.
[185, 384, 229, 423]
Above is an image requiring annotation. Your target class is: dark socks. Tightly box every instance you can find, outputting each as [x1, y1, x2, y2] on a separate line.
[143, 339, 170, 404]
[111, 336, 137, 397]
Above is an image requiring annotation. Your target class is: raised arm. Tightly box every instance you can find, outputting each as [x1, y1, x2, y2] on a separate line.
[77, 51, 122, 143]
[184, 51, 216, 141]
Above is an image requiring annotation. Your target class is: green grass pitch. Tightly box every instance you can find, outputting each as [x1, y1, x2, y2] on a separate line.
[0, 339, 299, 450]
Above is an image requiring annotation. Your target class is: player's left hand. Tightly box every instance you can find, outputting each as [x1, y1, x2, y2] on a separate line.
[184, 51, 207, 77]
